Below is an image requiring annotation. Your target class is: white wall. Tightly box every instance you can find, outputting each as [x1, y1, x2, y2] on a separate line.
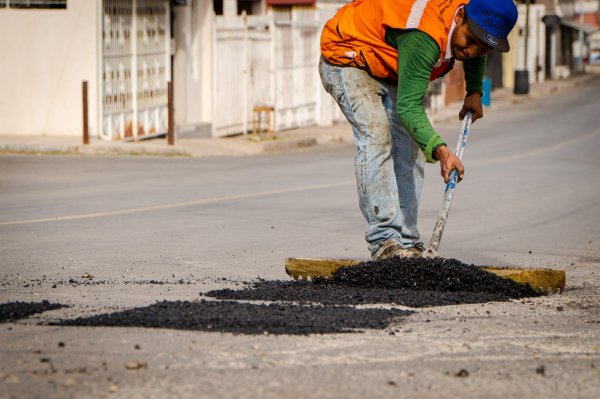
[315, 2, 346, 126]
[0, 0, 100, 137]
[173, 1, 213, 135]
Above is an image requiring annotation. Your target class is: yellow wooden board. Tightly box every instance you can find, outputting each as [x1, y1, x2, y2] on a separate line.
[285, 258, 565, 294]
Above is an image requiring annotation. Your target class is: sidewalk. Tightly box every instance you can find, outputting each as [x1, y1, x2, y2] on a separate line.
[1, 71, 597, 158]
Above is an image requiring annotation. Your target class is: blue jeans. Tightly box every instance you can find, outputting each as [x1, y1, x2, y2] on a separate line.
[318, 57, 425, 256]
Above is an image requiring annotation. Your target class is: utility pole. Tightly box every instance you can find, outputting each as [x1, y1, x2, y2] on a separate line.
[578, 0, 585, 73]
[524, 0, 530, 70]
[514, 0, 531, 94]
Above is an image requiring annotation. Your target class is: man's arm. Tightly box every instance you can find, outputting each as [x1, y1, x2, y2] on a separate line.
[385, 29, 443, 163]
[460, 56, 487, 122]
[463, 56, 487, 94]
[386, 29, 464, 182]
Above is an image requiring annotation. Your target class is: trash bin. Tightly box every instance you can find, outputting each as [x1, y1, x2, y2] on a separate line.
[514, 70, 529, 95]
[482, 77, 492, 107]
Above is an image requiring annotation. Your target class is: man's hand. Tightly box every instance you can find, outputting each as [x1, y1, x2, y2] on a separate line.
[459, 92, 483, 123]
[433, 145, 464, 184]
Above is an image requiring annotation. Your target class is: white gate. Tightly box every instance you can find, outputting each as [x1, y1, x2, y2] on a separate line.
[212, 15, 260, 136]
[272, 7, 319, 131]
[212, 7, 319, 137]
[101, 0, 170, 141]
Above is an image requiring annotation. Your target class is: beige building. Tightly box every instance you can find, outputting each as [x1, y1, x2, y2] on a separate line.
[0, 0, 335, 140]
[0, 0, 182, 140]
[0, 1, 101, 138]
[4, 0, 591, 140]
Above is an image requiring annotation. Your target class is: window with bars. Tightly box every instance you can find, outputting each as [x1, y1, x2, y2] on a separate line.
[2, 0, 66, 9]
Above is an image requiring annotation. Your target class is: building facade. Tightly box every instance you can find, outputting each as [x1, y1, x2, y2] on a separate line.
[1, 0, 596, 140]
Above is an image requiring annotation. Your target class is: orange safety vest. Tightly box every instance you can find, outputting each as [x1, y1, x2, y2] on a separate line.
[321, 0, 468, 81]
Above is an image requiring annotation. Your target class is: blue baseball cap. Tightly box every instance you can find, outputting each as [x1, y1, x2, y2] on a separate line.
[465, 0, 518, 52]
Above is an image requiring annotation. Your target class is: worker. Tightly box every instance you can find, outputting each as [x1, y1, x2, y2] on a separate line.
[319, 0, 518, 260]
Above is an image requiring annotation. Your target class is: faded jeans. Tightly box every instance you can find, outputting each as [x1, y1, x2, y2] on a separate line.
[318, 57, 425, 256]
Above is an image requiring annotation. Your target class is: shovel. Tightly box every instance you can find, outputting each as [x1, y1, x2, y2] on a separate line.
[422, 111, 472, 258]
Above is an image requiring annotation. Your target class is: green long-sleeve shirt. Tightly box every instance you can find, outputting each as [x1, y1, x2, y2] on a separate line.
[385, 29, 486, 163]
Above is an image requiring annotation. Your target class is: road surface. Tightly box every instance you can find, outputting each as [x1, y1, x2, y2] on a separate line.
[1, 76, 599, 398]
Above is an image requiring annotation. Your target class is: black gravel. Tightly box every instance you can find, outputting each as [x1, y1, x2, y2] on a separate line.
[0, 301, 68, 323]
[328, 257, 538, 295]
[54, 300, 412, 335]
[206, 281, 525, 307]
[205, 257, 540, 306]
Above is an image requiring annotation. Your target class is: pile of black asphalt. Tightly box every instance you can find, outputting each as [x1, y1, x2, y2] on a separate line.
[0, 300, 67, 323]
[53, 300, 412, 335]
[205, 257, 540, 307]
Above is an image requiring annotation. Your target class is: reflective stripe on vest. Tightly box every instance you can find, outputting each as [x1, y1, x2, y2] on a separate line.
[406, 0, 430, 29]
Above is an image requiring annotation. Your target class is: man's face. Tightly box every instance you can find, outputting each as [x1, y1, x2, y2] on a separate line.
[451, 9, 493, 60]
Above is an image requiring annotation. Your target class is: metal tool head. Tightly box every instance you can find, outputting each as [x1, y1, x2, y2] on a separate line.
[421, 248, 437, 259]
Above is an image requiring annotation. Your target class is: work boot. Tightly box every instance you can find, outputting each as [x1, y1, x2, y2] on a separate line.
[373, 240, 415, 260]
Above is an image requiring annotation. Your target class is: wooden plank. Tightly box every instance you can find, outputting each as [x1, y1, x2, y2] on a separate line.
[285, 258, 565, 293]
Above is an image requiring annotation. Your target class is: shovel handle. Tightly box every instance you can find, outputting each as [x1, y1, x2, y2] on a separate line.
[424, 112, 473, 257]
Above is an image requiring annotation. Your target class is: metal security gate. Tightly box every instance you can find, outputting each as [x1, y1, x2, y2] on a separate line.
[101, 0, 170, 141]
[213, 6, 319, 137]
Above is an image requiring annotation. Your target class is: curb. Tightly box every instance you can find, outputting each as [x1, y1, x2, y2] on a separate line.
[78, 146, 191, 157]
[0, 144, 191, 157]
[0, 135, 318, 158]
[0, 144, 82, 155]
[262, 137, 318, 153]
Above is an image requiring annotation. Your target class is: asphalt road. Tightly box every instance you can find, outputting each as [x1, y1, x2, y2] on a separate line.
[1, 76, 599, 398]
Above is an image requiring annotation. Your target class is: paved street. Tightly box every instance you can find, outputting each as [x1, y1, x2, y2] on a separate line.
[1, 76, 599, 398]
